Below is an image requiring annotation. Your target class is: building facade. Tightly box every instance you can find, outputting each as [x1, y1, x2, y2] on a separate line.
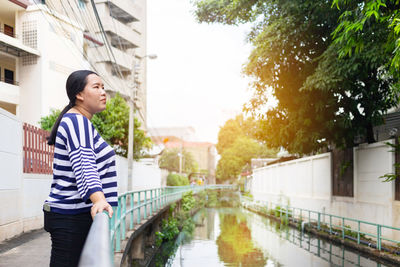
[0, 0, 148, 128]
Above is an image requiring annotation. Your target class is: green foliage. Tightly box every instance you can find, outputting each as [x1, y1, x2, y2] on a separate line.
[91, 94, 152, 158]
[193, 0, 400, 154]
[166, 173, 189, 186]
[38, 94, 152, 158]
[343, 224, 366, 239]
[155, 217, 180, 247]
[39, 109, 61, 131]
[159, 149, 199, 174]
[216, 115, 277, 182]
[181, 191, 196, 212]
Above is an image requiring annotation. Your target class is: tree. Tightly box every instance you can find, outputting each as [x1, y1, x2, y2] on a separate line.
[215, 115, 277, 182]
[216, 114, 258, 154]
[331, 0, 400, 69]
[158, 148, 199, 174]
[193, 0, 400, 154]
[39, 94, 152, 158]
[216, 136, 262, 181]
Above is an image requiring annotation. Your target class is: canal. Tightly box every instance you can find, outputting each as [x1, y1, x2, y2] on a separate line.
[155, 207, 393, 267]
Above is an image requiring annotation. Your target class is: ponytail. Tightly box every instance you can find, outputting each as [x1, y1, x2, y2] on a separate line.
[47, 102, 74, 145]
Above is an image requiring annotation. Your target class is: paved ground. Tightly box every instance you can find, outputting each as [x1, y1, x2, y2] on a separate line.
[0, 229, 51, 266]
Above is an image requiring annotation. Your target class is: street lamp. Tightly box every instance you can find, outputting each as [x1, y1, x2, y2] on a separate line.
[127, 53, 157, 191]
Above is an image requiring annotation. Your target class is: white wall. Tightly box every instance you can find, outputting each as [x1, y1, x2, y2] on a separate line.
[250, 141, 400, 240]
[115, 155, 128, 194]
[0, 108, 23, 241]
[131, 160, 163, 190]
[252, 153, 331, 211]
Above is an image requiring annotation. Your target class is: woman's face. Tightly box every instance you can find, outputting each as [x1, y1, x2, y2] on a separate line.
[77, 74, 107, 115]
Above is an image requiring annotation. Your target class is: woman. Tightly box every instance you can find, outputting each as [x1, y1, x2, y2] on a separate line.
[43, 70, 118, 267]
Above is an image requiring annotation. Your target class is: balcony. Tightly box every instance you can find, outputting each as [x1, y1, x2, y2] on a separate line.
[95, 0, 143, 24]
[0, 0, 40, 57]
[0, 80, 20, 105]
[88, 45, 133, 71]
[99, 11, 141, 48]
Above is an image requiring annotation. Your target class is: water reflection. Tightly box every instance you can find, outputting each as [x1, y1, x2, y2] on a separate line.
[164, 208, 392, 267]
[216, 214, 267, 266]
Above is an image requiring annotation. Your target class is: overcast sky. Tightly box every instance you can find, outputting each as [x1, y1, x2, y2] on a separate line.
[146, 0, 253, 143]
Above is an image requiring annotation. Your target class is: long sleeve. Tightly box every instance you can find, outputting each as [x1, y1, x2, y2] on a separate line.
[60, 114, 102, 202]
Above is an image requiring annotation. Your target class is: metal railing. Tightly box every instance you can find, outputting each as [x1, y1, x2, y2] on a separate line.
[241, 196, 400, 251]
[110, 185, 234, 254]
[79, 184, 235, 266]
[78, 212, 112, 267]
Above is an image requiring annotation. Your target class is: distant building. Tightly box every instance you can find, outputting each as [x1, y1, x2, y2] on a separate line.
[148, 126, 197, 142]
[150, 127, 217, 184]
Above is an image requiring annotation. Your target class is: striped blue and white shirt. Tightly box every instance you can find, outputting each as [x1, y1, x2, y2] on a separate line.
[44, 113, 118, 214]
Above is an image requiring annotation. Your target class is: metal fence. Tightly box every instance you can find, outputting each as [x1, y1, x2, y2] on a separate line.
[241, 196, 400, 252]
[79, 185, 235, 266]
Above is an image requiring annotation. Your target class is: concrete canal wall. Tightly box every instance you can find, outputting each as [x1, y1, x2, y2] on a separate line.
[250, 140, 400, 240]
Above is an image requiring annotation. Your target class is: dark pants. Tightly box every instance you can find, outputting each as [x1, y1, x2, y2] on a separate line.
[44, 210, 92, 267]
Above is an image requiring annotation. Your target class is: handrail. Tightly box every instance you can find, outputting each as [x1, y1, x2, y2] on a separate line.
[241, 196, 400, 251]
[79, 184, 236, 266]
[78, 212, 113, 267]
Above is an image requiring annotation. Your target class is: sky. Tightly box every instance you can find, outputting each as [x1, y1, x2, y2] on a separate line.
[146, 0, 253, 144]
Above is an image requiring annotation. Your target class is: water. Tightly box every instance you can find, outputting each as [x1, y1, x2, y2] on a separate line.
[162, 207, 392, 267]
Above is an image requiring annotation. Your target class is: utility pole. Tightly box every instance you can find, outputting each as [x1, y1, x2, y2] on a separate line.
[127, 53, 157, 190]
[127, 51, 137, 192]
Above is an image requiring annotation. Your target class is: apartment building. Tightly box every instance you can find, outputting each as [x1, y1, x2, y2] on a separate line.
[91, 0, 148, 128]
[0, 0, 148, 128]
[45, 0, 148, 127]
[0, 0, 88, 125]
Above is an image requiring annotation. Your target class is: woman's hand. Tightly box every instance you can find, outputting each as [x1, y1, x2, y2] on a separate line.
[89, 191, 113, 219]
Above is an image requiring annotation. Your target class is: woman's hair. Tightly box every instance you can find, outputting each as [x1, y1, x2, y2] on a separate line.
[47, 70, 98, 145]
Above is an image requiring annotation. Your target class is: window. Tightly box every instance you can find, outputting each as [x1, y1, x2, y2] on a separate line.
[4, 24, 14, 37]
[4, 69, 14, 85]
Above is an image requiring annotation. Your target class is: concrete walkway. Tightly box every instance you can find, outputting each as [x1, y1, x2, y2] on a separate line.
[0, 229, 51, 267]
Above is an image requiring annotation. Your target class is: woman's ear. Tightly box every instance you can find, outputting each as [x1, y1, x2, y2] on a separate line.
[76, 92, 84, 102]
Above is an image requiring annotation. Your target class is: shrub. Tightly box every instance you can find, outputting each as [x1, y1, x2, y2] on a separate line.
[167, 173, 189, 186]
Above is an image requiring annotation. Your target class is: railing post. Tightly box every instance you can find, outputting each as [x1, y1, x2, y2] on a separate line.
[329, 215, 332, 235]
[317, 212, 321, 231]
[116, 200, 121, 252]
[155, 188, 159, 211]
[137, 191, 141, 224]
[300, 209, 302, 223]
[121, 195, 126, 240]
[144, 190, 147, 219]
[130, 192, 134, 230]
[377, 225, 381, 250]
[357, 221, 360, 244]
[150, 189, 153, 215]
[110, 207, 115, 254]
[342, 218, 345, 239]
[308, 210, 311, 227]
